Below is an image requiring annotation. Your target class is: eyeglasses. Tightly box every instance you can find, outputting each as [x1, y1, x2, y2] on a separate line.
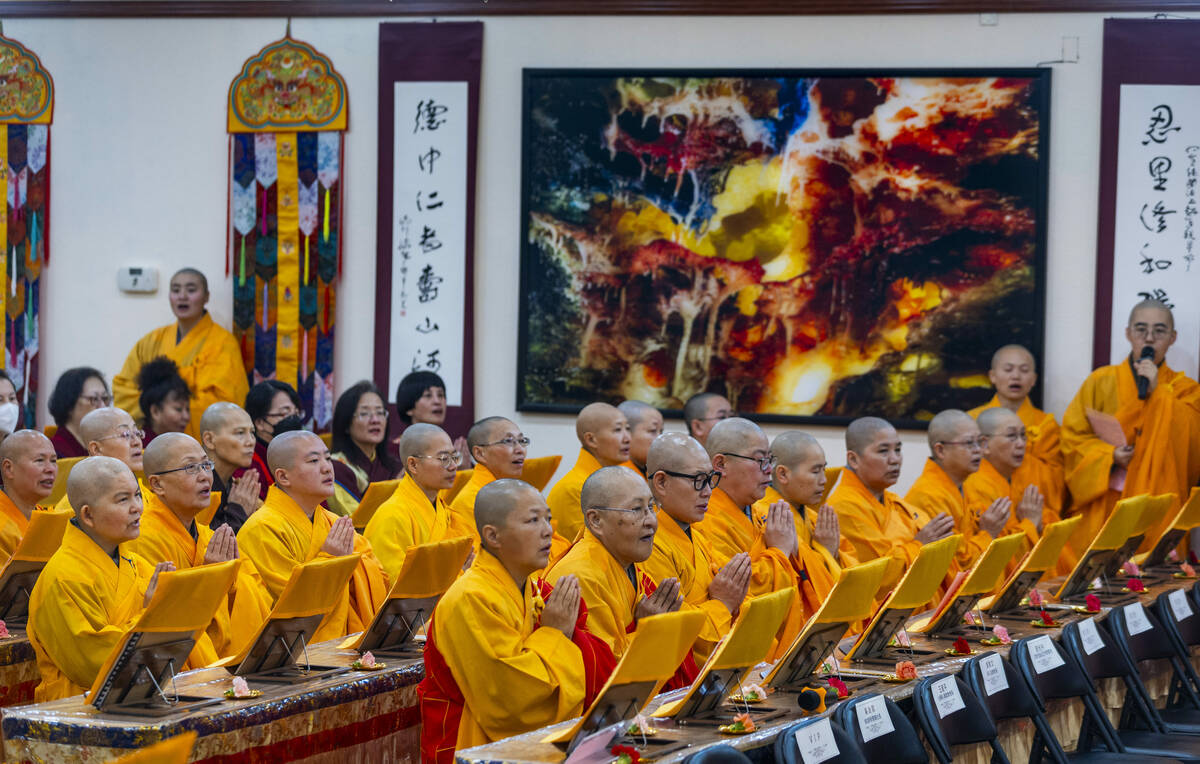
[81, 393, 113, 407]
[660, 469, 721, 491]
[353, 409, 389, 421]
[151, 459, 214, 477]
[1131, 325, 1171, 340]
[940, 438, 984, 451]
[413, 451, 463, 470]
[721, 452, 776, 473]
[480, 435, 531, 449]
[588, 504, 656, 520]
[98, 428, 145, 443]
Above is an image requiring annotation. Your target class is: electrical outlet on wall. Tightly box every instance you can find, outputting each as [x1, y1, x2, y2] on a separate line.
[118, 266, 158, 294]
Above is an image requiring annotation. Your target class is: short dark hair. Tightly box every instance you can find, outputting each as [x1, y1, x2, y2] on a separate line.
[48, 367, 106, 427]
[395, 370, 446, 425]
[136, 357, 191, 428]
[245, 380, 301, 423]
[332, 380, 397, 474]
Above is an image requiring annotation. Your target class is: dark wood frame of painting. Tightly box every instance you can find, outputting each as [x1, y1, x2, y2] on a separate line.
[515, 67, 1052, 429]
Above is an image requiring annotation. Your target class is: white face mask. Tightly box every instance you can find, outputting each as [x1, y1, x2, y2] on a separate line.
[0, 402, 18, 434]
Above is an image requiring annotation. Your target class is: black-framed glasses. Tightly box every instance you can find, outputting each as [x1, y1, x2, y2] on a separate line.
[151, 459, 214, 477]
[660, 469, 721, 492]
[481, 436, 531, 448]
[588, 504, 655, 520]
[721, 452, 776, 473]
[414, 451, 464, 470]
[265, 408, 305, 422]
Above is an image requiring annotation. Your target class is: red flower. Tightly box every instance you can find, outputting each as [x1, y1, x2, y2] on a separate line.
[952, 637, 971, 655]
[1085, 594, 1102, 612]
[611, 744, 640, 764]
[1126, 578, 1146, 593]
[1039, 610, 1056, 626]
[827, 677, 848, 698]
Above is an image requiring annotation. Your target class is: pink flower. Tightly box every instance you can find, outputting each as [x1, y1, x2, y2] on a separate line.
[360, 651, 378, 668]
[895, 661, 918, 680]
[1169, 549, 1181, 563]
[992, 625, 1012, 644]
[231, 676, 252, 698]
[1122, 561, 1141, 578]
[895, 630, 912, 647]
[964, 611, 981, 626]
[0, 620, 10, 640]
[1028, 589, 1045, 607]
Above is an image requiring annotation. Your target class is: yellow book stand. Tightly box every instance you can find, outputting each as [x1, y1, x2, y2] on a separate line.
[912, 532, 1027, 634]
[982, 516, 1080, 613]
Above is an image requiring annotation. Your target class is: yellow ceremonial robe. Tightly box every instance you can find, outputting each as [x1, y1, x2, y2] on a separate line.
[425, 549, 586, 750]
[546, 449, 605, 542]
[0, 491, 48, 560]
[237, 486, 389, 641]
[828, 469, 923, 591]
[27, 523, 156, 701]
[692, 487, 804, 656]
[752, 486, 860, 605]
[128, 493, 272, 661]
[642, 509, 733, 661]
[969, 395, 1068, 519]
[112, 312, 250, 440]
[905, 459, 993, 570]
[1062, 361, 1200, 555]
[964, 458, 1059, 547]
[365, 474, 477, 579]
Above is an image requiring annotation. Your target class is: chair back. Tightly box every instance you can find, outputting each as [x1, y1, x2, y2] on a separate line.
[1157, 588, 1200, 649]
[912, 674, 1007, 764]
[1108, 600, 1177, 662]
[1059, 616, 1134, 681]
[962, 652, 1069, 764]
[831, 692, 928, 764]
[683, 744, 753, 764]
[1011, 633, 1092, 701]
[774, 716, 867, 764]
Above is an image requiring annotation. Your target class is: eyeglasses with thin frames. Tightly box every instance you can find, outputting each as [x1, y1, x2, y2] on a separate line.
[98, 428, 145, 443]
[1131, 325, 1171, 340]
[939, 439, 984, 451]
[413, 451, 463, 470]
[82, 393, 113, 407]
[660, 469, 721, 491]
[588, 504, 656, 520]
[480, 436, 531, 448]
[353, 409, 389, 421]
[151, 459, 214, 477]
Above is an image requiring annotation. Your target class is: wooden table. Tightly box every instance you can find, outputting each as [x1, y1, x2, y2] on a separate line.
[0, 638, 424, 763]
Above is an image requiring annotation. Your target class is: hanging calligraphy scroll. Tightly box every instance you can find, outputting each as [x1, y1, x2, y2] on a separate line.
[227, 35, 346, 431]
[374, 22, 480, 434]
[0, 34, 52, 428]
[1095, 19, 1200, 376]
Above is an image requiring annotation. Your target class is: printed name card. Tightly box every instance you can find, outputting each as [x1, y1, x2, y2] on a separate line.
[796, 718, 840, 764]
[979, 653, 1009, 696]
[855, 695, 895, 743]
[932, 676, 966, 719]
[1029, 635, 1065, 674]
[1169, 589, 1194, 622]
[1078, 617, 1106, 655]
[1124, 602, 1153, 636]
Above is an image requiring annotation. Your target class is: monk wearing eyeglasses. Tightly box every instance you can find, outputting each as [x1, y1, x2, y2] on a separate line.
[450, 417, 529, 529]
[365, 423, 476, 579]
[56, 407, 146, 512]
[643, 432, 750, 663]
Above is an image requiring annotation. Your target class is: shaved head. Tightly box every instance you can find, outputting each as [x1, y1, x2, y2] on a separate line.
[927, 409, 975, 450]
[575, 402, 630, 466]
[80, 407, 131, 444]
[576, 402, 622, 443]
[171, 267, 209, 294]
[199, 402, 246, 436]
[977, 407, 1021, 437]
[266, 430, 324, 473]
[475, 478, 554, 576]
[142, 432, 199, 476]
[399, 423, 447, 463]
[475, 479, 542, 542]
[846, 417, 895, 454]
[0, 429, 57, 507]
[1129, 298, 1174, 329]
[646, 432, 707, 476]
[771, 431, 822, 469]
[66, 456, 133, 515]
[581, 466, 656, 567]
[683, 392, 732, 444]
[705, 417, 764, 458]
[581, 465, 645, 513]
[466, 416, 513, 453]
[991, 344, 1035, 370]
[771, 431, 828, 508]
[618, 400, 658, 428]
[0, 429, 53, 465]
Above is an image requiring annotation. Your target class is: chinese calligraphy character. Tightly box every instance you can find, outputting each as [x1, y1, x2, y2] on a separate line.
[1140, 201, 1177, 233]
[1139, 253, 1172, 274]
[1137, 288, 1174, 309]
[412, 349, 442, 373]
[415, 317, 439, 334]
[1149, 156, 1172, 192]
[1143, 104, 1182, 145]
[418, 147, 441, 174]
[417, 264, 443, 304]
[413, 99, 449, 133]
[417, 191, 444, 211]
[419, 225, 443, 254]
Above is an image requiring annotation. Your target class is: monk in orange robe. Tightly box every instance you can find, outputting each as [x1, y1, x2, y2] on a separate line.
[683, 392, 733, 448]
[546, 403, 631, 541]
[618, 400, 664, 478]
[1062, 300, 1200, 557]
[449, 417, 528, 528]
[0, 430, 60, 558]
[829, 417, 955, 591]
[419, 480, 614, 763]
[968, 344, 1067, 519]
[905, 410, 1012, 570]
[643, 432, 750, 662]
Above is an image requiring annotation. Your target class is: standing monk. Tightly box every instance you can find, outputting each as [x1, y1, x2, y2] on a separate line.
[546, 403, 630, 542]
[237, 431, 389, 641]
[618, 400, 664, 478]
[905, 410, 1012, 570]
[829, 417, 955, 590]
[419, 480, 614, 763]
[0, 430, 59, 558]
[969, 345, 1067, 520]
[1062, 300, 1200, 556]
[112, 268, 249, 440]
[683, 393, 732, 448]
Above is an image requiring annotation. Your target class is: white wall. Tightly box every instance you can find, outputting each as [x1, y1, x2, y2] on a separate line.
[10, 11, 1165, 493]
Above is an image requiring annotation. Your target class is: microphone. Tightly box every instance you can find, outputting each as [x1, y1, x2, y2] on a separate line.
[1136, 345, 1155, 400]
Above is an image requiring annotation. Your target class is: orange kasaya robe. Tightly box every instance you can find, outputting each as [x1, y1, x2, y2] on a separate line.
[546, 449, 606, 542]
[364, 474, 477, 579]
[969, 395, 1068, 521]
[0, 491, 56, 560]
[905, 459, 994, 571]
[128, 492, 273, 662]
[828, 469, 923, 593]
[1062, 361, 1200, 557]
[643, 508, 735, 663]
[691, 487, 804, 659]
[237, 486, 390, 642]
[546, 529, 697, 688]
[418, 549, 614, 764]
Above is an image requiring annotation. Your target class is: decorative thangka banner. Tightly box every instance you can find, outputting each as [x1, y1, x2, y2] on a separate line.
[0, 34, 52, 427]
[227, 36, 346, 431]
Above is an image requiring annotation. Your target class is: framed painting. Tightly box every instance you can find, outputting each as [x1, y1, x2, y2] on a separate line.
[517, 68, 1050, 427]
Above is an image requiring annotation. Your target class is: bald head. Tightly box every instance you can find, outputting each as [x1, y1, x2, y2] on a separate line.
[684, 392, 732, 444]
[576, 402, 621, 443]
[171, 267, 209, 293]
[0, 429, 53, 466]
[80, 407, 131, 445]
[581, 465, 645, 513]
[66, 456, 134, 516]
[978, 406, 1026, 477]
[929, 409, 982, 484]
[399, 423, 448, 464]
[646, 432, 707, 476]
[80, 407, 143, 472]
[475, 479, 554, 577]
[771, 431, 822, 469]
[646, 433, 715, 524]
[977, 406, 1021, 437]
[466, 417, 513, 453]
[991, 344, 1035, 370]
[142, 432, 199, 476]
[772, 431, 828, 508]
[1129, 298, 1174, 329]
[927, 410, 975, 450]
[618, 400, 657, 428]
[475, 479, 542, 543]
[581, 466, 656, 567]
[266, 430, 324, 473]
[845, 417, 902, 496]
[575, 403, 630, 466]
[199, 402, 245, 436]
[620, 400, 663, 469]
[0, 429, 57, 508]
[705, 417, 765, 458]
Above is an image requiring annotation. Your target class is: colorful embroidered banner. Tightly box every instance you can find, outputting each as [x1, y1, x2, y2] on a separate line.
[227, 36, 345, 431]
[0, 34, 53, 427]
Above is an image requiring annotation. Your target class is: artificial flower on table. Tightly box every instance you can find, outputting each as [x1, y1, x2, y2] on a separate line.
[351, 650, 385, 670]
[719, 713, 757, 734]
[1028, 589, 1045, 607]
[1122, 560, 1142, 578]
[1030, 609, 1060, 628]
[626, 714, 656, 737]
[0, 620, 9, 640]
[1085, 594, 1102, 613]
[948, 637, 972, 656]
[1125, 578, 1146, 594]
[223, 676, 261, 699]
[1169, 548, 1181, 563]
[992, 625, 1012, 644]
[611, 744, 640, 764]
[964, 610, 981, 626]
[895, 661, 918, 680]
[827, 676, 849, 699]
[737, 683, 769, 702]
[1181, 562, 1197, 578]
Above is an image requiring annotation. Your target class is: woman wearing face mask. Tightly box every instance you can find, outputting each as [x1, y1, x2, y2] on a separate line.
[393, 371, 472, 469]
[0, 371, 20, 441]
[136, 357, 192, 445]
[47, 367, 111, 458]
[328, 380, 399, 517]
[240, 380, 304, 498]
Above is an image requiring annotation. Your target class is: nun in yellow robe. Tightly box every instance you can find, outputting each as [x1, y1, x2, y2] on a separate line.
[365, 473, 477, 579]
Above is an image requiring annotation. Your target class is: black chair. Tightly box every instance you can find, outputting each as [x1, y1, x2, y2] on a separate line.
[1106, 600, 1200, 727]
[1154, 589, 1200, 705]
[961, 650, 1184, 764]
[1056, 620, 1200, 759]
[831, 692, 928, 764]
[683, 744, 753, 764]
[775, 716, 867, 764]
[912, 673, 1009, 764]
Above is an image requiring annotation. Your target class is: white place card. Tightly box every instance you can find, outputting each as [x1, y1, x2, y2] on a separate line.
[856, 695, 895, 743]
[796, 718, 840, 764]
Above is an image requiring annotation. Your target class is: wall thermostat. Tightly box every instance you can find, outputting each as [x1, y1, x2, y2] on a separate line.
[118, 266, 159, 294]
